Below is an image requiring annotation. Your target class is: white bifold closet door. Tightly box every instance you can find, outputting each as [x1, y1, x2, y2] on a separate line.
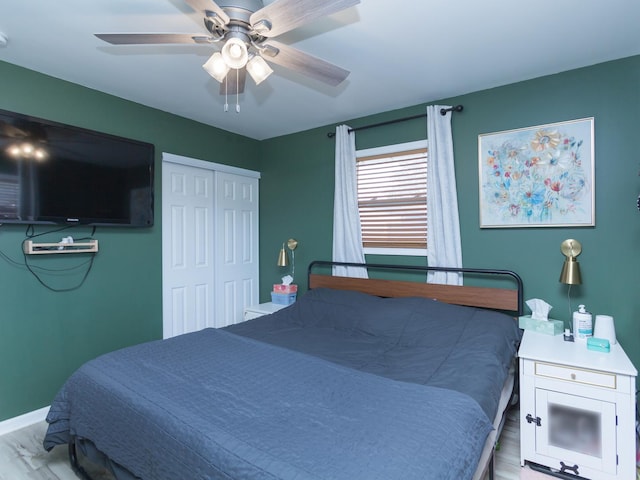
[162, 153, 259, 338]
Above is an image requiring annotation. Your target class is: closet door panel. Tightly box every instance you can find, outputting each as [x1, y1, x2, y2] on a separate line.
[162, 161, 215, 338]
[214, 171, 259, 327]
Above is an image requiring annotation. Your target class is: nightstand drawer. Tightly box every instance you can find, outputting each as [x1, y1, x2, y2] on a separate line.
[534, 361, 616, 389]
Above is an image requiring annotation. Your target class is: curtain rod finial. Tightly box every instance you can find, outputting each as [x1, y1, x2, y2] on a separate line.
[440, 105, 464, 116]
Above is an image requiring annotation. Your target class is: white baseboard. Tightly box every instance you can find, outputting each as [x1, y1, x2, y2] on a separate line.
[0, 406, 50, 436]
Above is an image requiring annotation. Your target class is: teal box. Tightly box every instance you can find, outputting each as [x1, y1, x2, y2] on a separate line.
[518, 315, 564, 335]
[587, 337, 610, 353]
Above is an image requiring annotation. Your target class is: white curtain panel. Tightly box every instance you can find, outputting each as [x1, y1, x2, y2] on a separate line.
[332, 125, 368, 278]
[426, 105, 463, 285]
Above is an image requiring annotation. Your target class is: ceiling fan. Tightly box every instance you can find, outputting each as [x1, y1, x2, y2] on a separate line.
[1, 121, 49, 160]
[95, 0, 360, 111]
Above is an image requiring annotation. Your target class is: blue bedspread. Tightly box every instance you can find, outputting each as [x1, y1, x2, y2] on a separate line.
[45, 327, 493, 480]
[226, 288, 522, 420]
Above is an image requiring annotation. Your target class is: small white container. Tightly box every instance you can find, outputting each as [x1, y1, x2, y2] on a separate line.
[572, 304, 592, 340]
[594, 315, 617, 345]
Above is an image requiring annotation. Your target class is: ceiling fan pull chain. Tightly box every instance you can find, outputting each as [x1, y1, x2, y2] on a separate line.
[236, 69, 240, 113]
[224, 75, 229, 112]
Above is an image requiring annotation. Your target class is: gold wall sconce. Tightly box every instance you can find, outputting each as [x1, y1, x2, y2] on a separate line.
[277, 238, 298, 279]
[559, 238, 583, 322]
[559, 239, 582, 285]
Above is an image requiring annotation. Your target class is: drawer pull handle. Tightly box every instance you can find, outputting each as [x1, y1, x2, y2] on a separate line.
[560, 462, 579, 475]
[571, 373, 576, 380]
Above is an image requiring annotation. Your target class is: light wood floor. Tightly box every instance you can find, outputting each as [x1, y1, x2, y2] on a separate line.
[0, 408, 548, 480]
[0, 420, 112, 480]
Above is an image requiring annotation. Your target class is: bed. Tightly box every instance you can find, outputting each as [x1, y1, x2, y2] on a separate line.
[43, 261, 524, 480]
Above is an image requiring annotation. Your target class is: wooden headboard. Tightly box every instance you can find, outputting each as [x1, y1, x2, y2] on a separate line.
[307, 261, 523, 315]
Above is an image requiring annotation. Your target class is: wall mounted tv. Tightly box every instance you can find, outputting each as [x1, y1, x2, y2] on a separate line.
[0, 108, 154, 227]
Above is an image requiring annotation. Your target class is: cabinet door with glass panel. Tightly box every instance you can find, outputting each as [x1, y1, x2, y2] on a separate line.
[534, 389, 617, 476]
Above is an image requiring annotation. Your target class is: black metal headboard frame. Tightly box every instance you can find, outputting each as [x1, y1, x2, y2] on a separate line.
[307, 260, 524, 316]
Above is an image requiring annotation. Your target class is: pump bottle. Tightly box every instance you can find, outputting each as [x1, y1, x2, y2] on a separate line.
[572, 304, 593, 340]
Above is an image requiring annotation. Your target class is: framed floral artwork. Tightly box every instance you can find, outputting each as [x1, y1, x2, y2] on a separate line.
[478, 117, 595, 228]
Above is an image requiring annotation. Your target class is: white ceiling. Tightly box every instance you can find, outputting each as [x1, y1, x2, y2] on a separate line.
[0, 1, 639, 140]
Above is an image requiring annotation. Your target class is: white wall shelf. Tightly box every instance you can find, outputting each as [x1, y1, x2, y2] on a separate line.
[23, 239, 98, 255]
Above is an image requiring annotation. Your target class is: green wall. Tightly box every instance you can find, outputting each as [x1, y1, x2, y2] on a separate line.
[2, 55, 639, 423]
[0, 61, 260, 421]
[259, 55, 640, 370]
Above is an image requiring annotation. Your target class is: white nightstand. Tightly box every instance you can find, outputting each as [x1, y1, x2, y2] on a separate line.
[243, 302, 287, 321]
[518, 330, 637, 479]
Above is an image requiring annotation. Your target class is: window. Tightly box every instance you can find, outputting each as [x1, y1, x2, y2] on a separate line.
[356, 141, 427, 255]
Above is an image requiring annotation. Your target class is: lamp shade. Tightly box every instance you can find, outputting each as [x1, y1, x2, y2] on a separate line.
[202, 52, 230, 82]
[246, 55, 273, 85]
[559, 257, 582, 285]
[277, 243, 288, 267]
[221, 37, 248, 69]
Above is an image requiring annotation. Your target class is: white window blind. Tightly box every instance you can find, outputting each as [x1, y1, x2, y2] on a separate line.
[356, 147, 427, 249]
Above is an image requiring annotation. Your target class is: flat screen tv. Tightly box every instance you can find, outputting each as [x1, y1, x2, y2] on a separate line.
[0, 108, 154, 227]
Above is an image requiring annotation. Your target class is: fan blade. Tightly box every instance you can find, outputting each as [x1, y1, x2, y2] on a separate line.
[95, 33, 213, 45]
[220, 68, 247, 95]
[261, 40, 349, 86]
[183, 0, 230, 25]
[0, 123, 28, 138]
[250, 0, 360, 38]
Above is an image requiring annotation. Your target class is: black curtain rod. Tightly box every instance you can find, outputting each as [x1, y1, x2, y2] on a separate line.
[326, 105, 463, 138]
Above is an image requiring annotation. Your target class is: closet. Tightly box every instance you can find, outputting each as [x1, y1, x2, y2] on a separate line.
[162, 153, 260, 338]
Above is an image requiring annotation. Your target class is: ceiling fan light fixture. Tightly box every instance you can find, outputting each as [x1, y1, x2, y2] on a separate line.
[221, 37, 248, 69]
[7, 145, 22, 157]
[7, 142, 48, 161]
[246, 55, 273, 85]
[203, 52, 230, 82]
[34, 148, 47, 161]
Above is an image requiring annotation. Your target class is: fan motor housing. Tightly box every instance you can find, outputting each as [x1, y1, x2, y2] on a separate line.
[219, 0, 263, 24]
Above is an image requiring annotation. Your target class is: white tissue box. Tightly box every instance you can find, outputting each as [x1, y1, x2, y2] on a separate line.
[518, 315, 564, 335]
